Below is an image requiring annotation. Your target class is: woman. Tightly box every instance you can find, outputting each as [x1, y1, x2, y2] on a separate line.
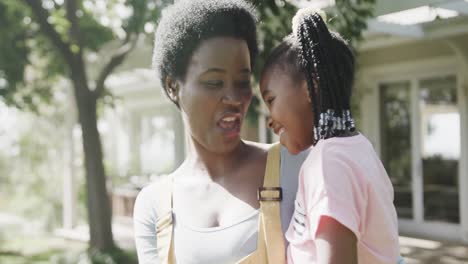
[133, 0, 307, 263]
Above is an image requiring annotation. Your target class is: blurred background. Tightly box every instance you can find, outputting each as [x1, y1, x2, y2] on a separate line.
[1, 0, 467, 263]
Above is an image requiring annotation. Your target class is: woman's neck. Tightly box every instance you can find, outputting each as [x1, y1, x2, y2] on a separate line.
[184, 139, 249, 182]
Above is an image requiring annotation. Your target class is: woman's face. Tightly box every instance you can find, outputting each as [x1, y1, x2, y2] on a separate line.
[260, 67, 315, 154]
[174, 37, 253, 153]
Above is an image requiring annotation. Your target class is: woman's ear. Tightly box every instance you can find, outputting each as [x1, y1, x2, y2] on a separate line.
[165, 76, 180, 104]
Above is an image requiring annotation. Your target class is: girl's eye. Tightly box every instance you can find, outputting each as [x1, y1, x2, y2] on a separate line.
[266, 97, 275, 105]
[202, 80, 223, 88]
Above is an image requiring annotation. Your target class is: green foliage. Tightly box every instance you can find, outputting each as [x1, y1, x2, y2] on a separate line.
[0, 0, 166, 112]
[327, 0, 376, 47]
[246, 0, 297, 124]
[123, 0, 163, 36]
[0, 152, 13, 195]
[0, 108, 67, 230]
[251, 0, 297, 79]
[0, 1, 31, 105]
[86, 247, 138, 264]
[79, 12, 115, 51]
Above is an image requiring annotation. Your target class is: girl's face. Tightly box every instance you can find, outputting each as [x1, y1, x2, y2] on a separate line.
[260, 67, 315, 154]
[172, 37, 253, 153]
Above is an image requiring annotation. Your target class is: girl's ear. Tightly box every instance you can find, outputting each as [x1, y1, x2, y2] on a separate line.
[165, 76, 180, 104]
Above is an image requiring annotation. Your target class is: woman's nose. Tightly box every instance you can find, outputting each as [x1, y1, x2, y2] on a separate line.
[222, 95, 242, 106]
[222, 89, 243, 106]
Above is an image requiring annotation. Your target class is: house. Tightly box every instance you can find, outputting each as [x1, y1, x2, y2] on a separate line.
[353, 0, 468, 243]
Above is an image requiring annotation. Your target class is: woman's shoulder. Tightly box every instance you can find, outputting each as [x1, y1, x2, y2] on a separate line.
[134, 172, 179, 221]
[241, 141, 272, 163]
[136, 169, 181, 206]
[135, 180, 162, 209]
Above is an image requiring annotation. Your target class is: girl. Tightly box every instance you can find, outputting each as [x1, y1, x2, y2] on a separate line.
[260, 8, 401, 264]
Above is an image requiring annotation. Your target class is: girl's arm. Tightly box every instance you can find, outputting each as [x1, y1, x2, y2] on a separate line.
[315, 215, 358, 264]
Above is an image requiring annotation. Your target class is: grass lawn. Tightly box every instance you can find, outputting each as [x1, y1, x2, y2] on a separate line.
[0, 235, 137, 264]
[0, 235, 86, 264]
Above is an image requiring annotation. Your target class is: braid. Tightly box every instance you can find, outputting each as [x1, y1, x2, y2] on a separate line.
[316, 15, 343, 112]
[332, 32, 356, 131]
[329, 32, 348, 113]
[303, 18, 327, 110]
[310, 14, 338, 112]
[337, 35, 355, 109]
[297, 21, 320, 143]
[313, 14, 354, 136]
[296, 10, 357, 140]
[298, 14, 338, 139]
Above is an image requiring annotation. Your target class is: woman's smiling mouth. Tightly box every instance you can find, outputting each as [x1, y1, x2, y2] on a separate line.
[217, 113, 242, 138]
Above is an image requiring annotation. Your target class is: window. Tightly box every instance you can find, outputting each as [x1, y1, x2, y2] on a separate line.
[419, 76, 459, 223]
[380, 81, 413, 219]
[379, 75, 460, 223]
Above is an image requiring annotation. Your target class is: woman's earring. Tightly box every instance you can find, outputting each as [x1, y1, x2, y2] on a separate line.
[165, 77, 179, 103]
[169, 86, 178, 102]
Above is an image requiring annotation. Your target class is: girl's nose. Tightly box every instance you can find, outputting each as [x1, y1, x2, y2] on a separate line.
[267, 116, 273, 129]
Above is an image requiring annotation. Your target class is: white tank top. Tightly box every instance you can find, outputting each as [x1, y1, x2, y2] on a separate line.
[173, 209, 260, 264]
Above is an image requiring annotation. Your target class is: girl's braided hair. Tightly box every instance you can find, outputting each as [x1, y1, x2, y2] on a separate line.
[262, 9, 356, 145]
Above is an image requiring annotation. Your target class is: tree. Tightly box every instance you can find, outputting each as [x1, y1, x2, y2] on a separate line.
[0, 0, 164, 252]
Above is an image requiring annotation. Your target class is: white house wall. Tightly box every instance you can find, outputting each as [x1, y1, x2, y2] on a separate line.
[359, 38, 455, 68]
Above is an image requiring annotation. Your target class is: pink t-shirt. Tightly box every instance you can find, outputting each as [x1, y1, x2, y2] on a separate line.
[286, 134, 400, 264]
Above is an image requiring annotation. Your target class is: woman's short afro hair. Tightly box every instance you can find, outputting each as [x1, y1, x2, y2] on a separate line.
[152, 0, 258, 94]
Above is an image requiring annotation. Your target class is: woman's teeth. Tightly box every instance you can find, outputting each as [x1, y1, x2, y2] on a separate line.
[219, 117, 238, 129]
[222, 117, 236, 122]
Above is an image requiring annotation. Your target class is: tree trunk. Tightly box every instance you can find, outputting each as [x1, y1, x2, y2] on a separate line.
[72, 73, 114, 251]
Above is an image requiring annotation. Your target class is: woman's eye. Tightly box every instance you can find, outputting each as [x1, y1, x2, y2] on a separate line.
[202, 80, 223, 88]
[236, 80, 251, 89]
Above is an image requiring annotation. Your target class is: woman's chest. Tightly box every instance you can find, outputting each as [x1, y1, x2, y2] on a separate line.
[173, 178, 261, 228]
[172, 209, 259, 264]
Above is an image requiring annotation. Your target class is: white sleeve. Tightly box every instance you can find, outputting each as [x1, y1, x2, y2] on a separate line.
[133, 184, 160, 264]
